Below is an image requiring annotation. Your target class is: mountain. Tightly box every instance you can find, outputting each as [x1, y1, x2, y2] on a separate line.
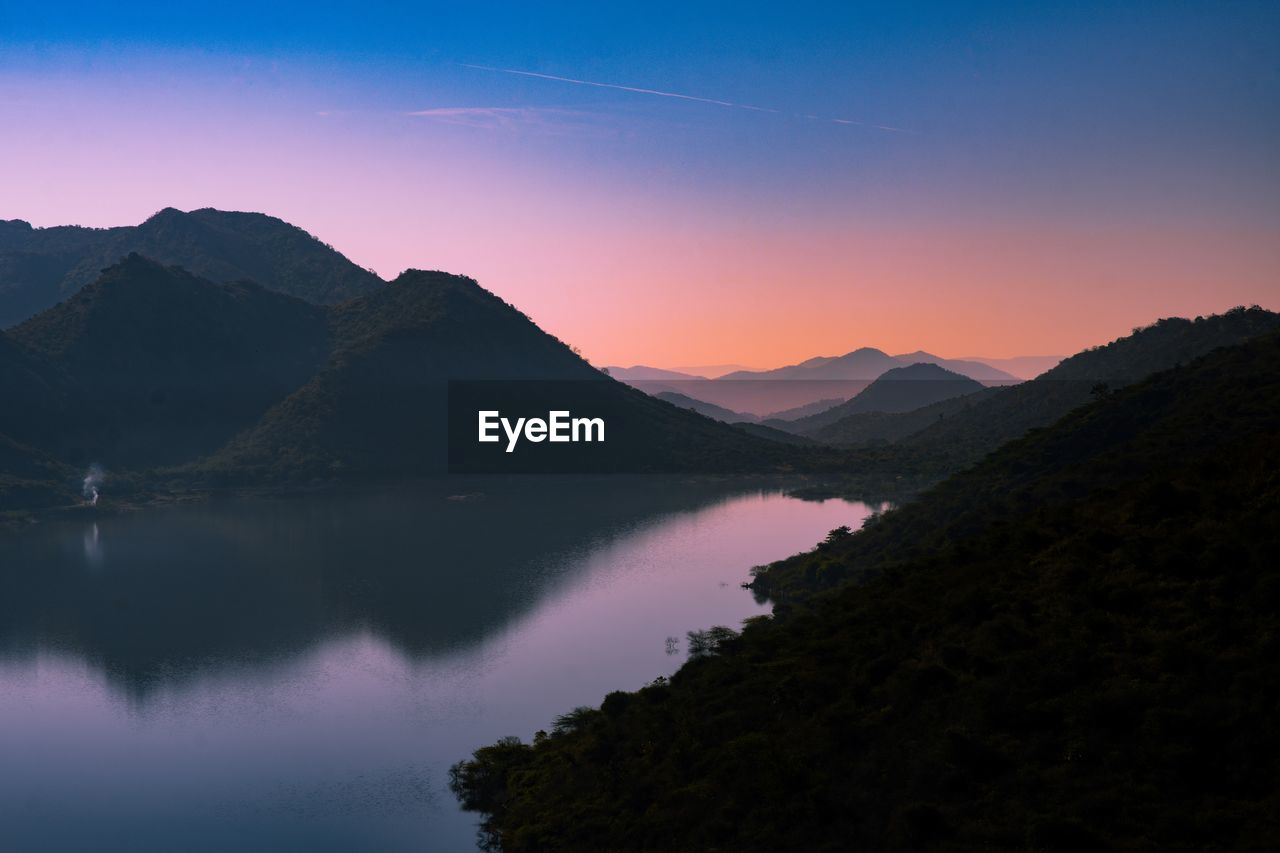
[728, 422, 819, 446]
[761, 397, 846, 422]
[654, 391, 758, 424]
[892, 350, 1019, 383]
[603, 365, 702, 382]
[670, 363, 761, 378]
[619, 351, 1012, 420]
[450, 329, 1280, 852]
[0, 208, 383, 327]
[718, 346, 901, 381]
[3, 255, 331, 468]
[889, 308, 1280, 472]
[960, 353, 1064, 379]
[203, 270, 810, 482]
[805, 387, 1003, 446]
[775, 363, 985, 434]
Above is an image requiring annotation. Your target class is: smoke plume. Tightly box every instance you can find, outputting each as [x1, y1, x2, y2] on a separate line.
[82, 464, 104, 506]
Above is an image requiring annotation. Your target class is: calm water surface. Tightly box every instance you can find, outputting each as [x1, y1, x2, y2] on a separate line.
[0, 477, 878, 851]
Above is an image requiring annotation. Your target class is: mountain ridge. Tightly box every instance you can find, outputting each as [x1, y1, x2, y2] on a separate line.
[0, 207, 383, 327]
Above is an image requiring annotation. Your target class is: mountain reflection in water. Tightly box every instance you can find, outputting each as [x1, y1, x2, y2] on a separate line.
[0, 476, 879, 852]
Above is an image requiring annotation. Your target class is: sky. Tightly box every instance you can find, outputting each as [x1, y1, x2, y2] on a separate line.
[1, 1, 1277, 367]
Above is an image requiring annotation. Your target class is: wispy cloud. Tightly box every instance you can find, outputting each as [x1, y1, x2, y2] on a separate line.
[461, 63, 910, 133]
[405, 105, 598, 134]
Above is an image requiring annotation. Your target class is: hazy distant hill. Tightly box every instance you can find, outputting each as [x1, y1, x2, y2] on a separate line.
[603, 365, 702, 382]
[891, 350, 1019, 383]
[5, 255, 331, 467]
[961, 353, 1063, 379]
[729, 422, 819, 446]
[719, 347, 1016, 384]
[0, 207, 383, 327]
[719, 346, 902, 381]
[654, 391, 758, 424]
[639, 347, 1014, 417]
[670, 363, 760, 378]
[761, 397, 845, 422]
[775, 363, 985, 434]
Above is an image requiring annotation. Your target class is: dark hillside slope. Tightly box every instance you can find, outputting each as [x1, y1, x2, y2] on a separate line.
[0, 327, 65, 444]
[0, 433, 74, 510]
[894, 308, 1280, 470]
[6, 256, 330, 467]
[450, 331, 1280, 852]
[807, 387, 1002, 446]
[0, 208, 382, 326]
[782, 363, 983, 435]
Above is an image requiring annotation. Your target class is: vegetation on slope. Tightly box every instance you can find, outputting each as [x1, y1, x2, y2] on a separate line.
[6, 255, 331, 467]
[449, 331, 1280, 852]
[805, 387, 1002, 446]
[0, 207, 382, 326]
[791, 309, 1280, 494]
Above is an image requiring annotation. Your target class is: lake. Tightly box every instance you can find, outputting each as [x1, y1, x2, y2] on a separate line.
[0, 477, 879, 851]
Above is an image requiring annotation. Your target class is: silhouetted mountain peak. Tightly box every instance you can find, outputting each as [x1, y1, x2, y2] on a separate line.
[142, 206, 184, 223]
[878, 362, 970, 380]
[841, 346, 890, 358]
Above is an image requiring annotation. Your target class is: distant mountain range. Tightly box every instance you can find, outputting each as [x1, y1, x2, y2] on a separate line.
[0, 207, 384, 327]
[611, 347, 1025, 417]
[805, 307, 1280, 471]
[669, 363, 761, 378]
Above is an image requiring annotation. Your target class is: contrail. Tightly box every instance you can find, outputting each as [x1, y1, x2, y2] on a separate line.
[460, 63, 909, 133]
